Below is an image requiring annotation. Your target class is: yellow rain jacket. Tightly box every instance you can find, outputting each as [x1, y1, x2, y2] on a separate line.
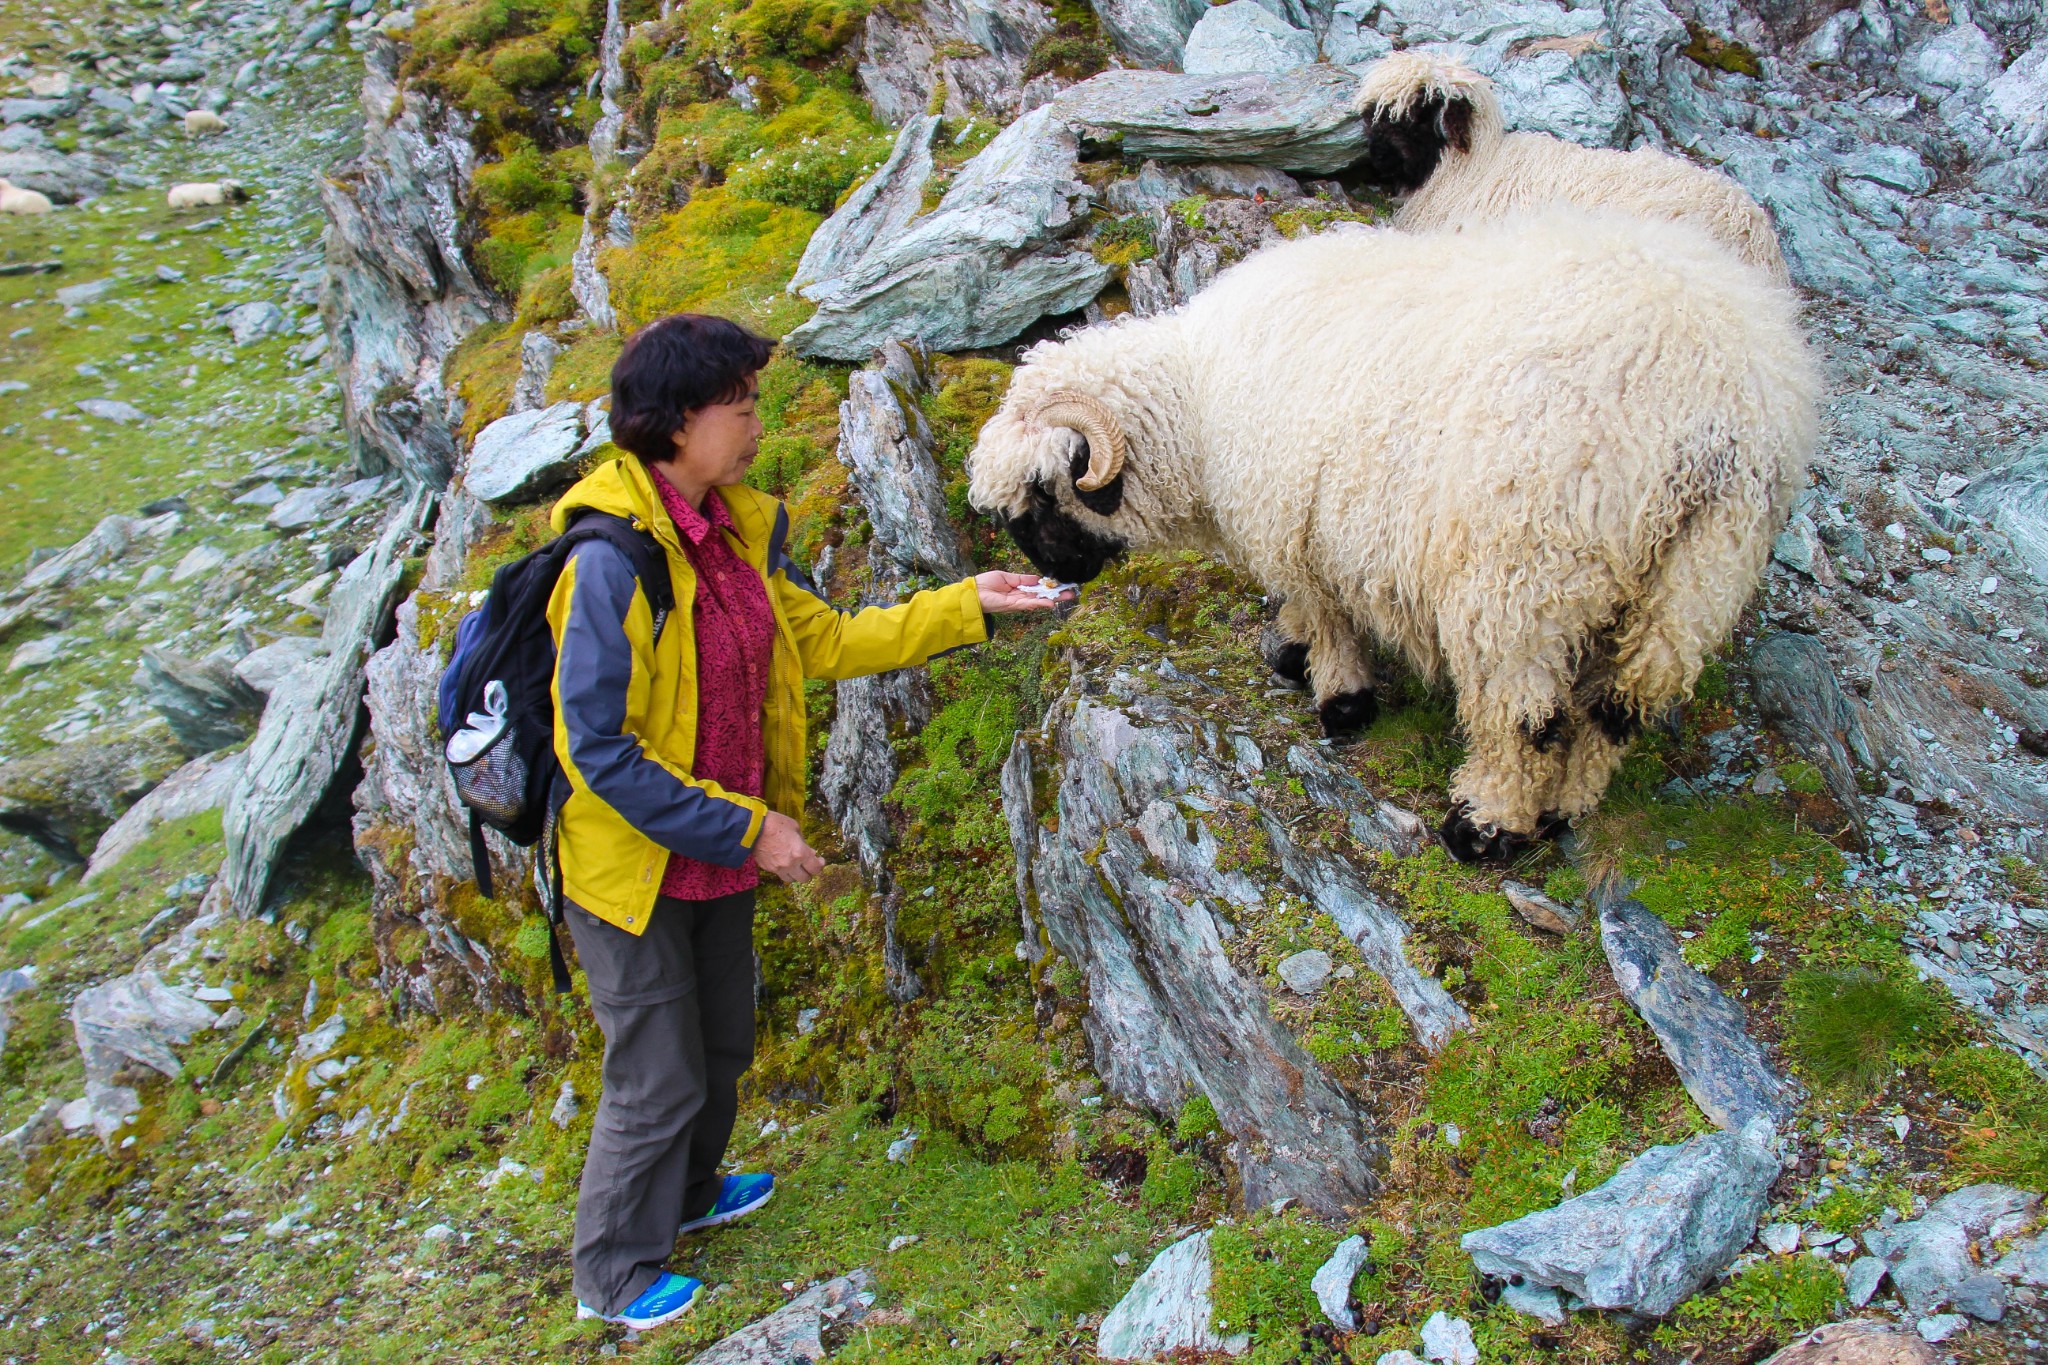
[545, 455, 986, 934]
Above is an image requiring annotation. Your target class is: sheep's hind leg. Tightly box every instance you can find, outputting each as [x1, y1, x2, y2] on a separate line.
[1267, 591, 1376, 734]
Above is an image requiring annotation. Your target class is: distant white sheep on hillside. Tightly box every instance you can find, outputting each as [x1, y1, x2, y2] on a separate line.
[183, 109, 228, 136]
[1350, 51, 1790, 283]
[166, 180, 248, 210]
[0, 179, 53, 215]
[968, 210, 1817, 861]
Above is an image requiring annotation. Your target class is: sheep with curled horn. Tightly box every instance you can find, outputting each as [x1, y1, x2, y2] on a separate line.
[1350, 51, 1791, 284]
[966, 208, 1817, 863]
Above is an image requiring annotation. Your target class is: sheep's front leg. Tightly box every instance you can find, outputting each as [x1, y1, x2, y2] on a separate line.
[1439, 663, 1574, 864]
[1272, 590, 1377, 736]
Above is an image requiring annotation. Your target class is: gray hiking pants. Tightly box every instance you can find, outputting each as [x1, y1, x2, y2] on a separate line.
[566, 889, 756, 1314]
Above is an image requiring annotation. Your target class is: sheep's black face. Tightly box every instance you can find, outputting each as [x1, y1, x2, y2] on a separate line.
[1355, 95, 1473, 194]
[995, 477, 1127, 584]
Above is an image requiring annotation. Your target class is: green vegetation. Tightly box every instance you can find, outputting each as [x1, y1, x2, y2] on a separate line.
[1784, 966, 1947, 1096]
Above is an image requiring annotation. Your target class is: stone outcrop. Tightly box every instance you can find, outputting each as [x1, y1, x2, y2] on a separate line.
[785, 107, 1110, 361]
[0, 725, 184, 863]
[461, 400, 600, 506]
[1091, 0, 1210, 69]
[1761, 1321, 1936, 1365]
[834, 343, 972, 580]
[1462, 1118, 1781, 1318]
[788, 116, 939, 302]
[321, 34, 502, 489]
[1863, 1183, 2041, 1316]
[857, 0, 1054, 126]
[1010, 656, 1472, 1214]
[140, 646, 264, 756]
[1183, 2, 1318, 76]
[687, 1269, 874, 1363]
[84, 750, 245, 882]
[216, 491, 431, 920]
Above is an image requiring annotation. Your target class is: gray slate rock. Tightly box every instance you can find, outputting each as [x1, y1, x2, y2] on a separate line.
[507, 331, 560, 414]
[70, 968, 218, 1138]
[1869, 1183, 2041, 1315]
[77, 398, 145, 424]
[1463, 1118, 1781, 1318]
[233, 636, 322, 696]
[1023, 690, 1387, 1213]
[1502, 879, 1577, 934]
[0, 968, 38, 1060]
[857, 0, 1052, 125]
[140, 646, 264, 755]
[463, 401, 586, 506]
[1312, 1234, 1369, 1330]
[12, 513, 137, 596]
[54, 277, 115, 308]
[1104, 158, 1302, 212]
[1846, 1254, 1889, 1307]
[85, 750, 243, 881]
[217, 492, 428, 918]
[0, 98, 76, 124]
[1050, 66, 1371, 173]
[835, 344, 972, 579]
[785, 107, 1110, 361]
[1498, 1278, 1566, 1325]
[1092, 0, 1209, 68]
[1278, 948, 1333, 995]
[1098, 1230, 1248, 1360]
[226, 300, 288, 345]
[789, 114, 937, 301]
[0, 727, 183, 862]
[0, 146, 109, 201]
[1420, 1312, 1477, 1365]
[1183, 2, 1318, 75]
[686, 1269, 872, 1363]
[1598, 889, 1804, 1132]
[1947, 1272, 2005, 1322]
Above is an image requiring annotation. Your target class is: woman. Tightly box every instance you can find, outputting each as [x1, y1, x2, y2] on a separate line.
[548, 313, 1068, 1329]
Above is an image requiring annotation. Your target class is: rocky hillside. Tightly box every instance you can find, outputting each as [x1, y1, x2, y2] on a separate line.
[1, 0, 2046, 1361]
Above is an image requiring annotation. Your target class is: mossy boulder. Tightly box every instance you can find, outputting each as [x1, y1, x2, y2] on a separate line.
[0, 725, 185, 862]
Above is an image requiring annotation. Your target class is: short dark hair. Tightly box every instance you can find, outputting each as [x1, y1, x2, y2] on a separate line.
[608, 313, 776, 462]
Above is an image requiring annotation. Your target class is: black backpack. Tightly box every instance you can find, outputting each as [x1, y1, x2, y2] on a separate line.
[437, 510, 674, 992]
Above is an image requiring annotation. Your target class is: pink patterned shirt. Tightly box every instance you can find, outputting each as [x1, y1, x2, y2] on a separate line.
[649, 470, 775, 900]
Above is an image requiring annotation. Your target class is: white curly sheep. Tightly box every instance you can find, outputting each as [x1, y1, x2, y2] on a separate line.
[967, 210, 1817, 860]
[0, 179, 54, 215]
[183, 109, 228, 136]
[1350, 51, 1790, 284]
[166, 180, 248, 210]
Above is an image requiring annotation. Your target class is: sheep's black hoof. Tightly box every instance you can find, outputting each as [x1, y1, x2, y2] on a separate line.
[1318, 688, 1378, 737]
[1258, 628, 1310, 687]
[1438, 801, 1534, 865]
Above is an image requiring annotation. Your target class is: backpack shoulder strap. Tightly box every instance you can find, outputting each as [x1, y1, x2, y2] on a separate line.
[559, 510, 675, 617]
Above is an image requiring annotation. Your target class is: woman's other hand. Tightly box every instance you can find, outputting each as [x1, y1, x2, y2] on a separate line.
[975, 571, 1078, 615]
[754, 810, 824, 884]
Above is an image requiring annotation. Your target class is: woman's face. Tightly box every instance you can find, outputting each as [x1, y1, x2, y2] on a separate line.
[668, 378, 762, 489]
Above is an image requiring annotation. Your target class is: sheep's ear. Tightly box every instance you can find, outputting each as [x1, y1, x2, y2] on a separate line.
[1355, 93, 1470, 193]
[1067, 439, 1125, 516]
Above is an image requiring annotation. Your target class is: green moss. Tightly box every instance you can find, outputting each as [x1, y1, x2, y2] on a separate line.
[1269, 204, 1378, 238]
[1089, 213, 1157, 269]
[1658, 1256, 1841, 1351]
[1209, 1215, 1345, 1362]
[1681, 25, 1763, 78]
[603, 185, 818, 332]
[1023, 24, 1111, 81]
[1137, 1141, 1204, 1216]
[1175, 1092, 1220, 1141]
[1932, 1045, 2048, 1190]
[727, 0, 872, 62]
[1783, 966, 1946, 1096]
[1170, 193, 1208, 229]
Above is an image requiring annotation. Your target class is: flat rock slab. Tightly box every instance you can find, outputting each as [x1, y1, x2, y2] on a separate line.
[1050, 66, 1371, 174]
[1502, 879, 1577, 934]
[1865, 1183, 2041, 1315]
[85, 750, 244, 881]
[1312, 1234, 1369, 1330]
[1761, 1319, 1936, 1364]
[464, 401, 587, 506]
[1598, 891, 1804, 1131]
[686, 1270, 871, 1363]
[1462, 1118, 1781, 1318]
[1098, 1230, 1247, 1360]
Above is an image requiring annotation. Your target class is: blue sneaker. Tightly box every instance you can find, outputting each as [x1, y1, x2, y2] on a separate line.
[576, 1272, 703, 1330]
[679, 1173, 775, 1233]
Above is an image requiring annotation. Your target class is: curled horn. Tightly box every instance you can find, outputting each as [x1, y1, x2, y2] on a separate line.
[1030, 390, 1127, 492]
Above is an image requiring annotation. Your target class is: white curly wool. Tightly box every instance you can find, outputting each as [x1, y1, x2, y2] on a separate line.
[1354, 51, 1790, 284]
[968, 210, 1818, 840]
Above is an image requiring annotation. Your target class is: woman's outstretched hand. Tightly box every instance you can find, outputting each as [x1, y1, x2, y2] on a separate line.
[754, 810, 824, 884]
[976, 571, 1078, 615]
